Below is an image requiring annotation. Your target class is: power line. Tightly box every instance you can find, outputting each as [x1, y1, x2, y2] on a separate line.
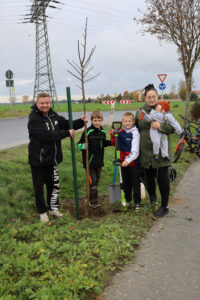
[72, 0, 135, 16]
[49, 21, 157, 45]
[61, 3, 133, 20]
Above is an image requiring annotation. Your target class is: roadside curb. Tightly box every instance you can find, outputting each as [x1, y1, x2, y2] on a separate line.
[0, 116, 28, 121]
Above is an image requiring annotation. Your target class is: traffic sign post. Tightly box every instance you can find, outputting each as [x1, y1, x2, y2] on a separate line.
[5, 70, 15, 108]
[159, 83, 166, 90]
[5, 70, 13, 80]
[159, 83, 166, 99]
[158, 73, 167, 99]
[158, 74, 167, 83]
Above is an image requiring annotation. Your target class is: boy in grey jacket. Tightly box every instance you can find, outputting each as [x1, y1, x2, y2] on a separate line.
[139, 100, 182, 160]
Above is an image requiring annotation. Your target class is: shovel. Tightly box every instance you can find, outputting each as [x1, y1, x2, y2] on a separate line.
[109, 164, 121, 204]
[119, 165, 126, 207]
[109, 121, 124, 204]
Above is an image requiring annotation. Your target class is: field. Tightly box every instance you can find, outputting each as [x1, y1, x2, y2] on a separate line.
[0, 101, 188, 119]
[0, 101, 195, 299]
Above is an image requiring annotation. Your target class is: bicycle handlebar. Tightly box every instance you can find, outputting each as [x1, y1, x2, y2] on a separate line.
[178, 114, 200, 126]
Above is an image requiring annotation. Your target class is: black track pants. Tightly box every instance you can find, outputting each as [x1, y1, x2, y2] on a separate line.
[144, 166, 169, 208]
[31, 165, 60, 214]
[121, 166, 141, 204]
[88, 167, 102, 204]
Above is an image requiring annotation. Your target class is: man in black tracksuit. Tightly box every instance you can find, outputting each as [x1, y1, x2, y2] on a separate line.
[77, 111, 111, 208]
[28, 92, 87, 222]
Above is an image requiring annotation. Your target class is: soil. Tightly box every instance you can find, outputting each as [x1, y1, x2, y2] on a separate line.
[62, 194, 122, 220]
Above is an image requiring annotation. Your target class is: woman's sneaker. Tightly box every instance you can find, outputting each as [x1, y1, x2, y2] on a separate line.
[49, 210, 63, 217]
[154, 206, 169, 217]
[40, 212, 49, 222]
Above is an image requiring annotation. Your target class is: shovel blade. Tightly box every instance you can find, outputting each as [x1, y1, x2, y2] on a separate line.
[109, 185, 121, 204]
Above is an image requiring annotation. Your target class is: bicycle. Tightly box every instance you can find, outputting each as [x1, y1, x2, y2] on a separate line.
[173, 114, 200, 163]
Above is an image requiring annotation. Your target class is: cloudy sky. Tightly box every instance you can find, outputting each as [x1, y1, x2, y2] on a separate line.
[0, 0, 200, 103]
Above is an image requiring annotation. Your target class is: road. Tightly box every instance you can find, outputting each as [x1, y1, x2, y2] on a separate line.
[0, 111, 128, 151]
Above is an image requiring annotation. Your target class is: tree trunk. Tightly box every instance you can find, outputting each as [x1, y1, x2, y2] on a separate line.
[82, 72, 89, 217]
[184, 74, 192, 119]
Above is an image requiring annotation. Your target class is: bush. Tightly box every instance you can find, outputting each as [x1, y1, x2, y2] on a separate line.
[190, 102, 200, 121]
[190, 92, 198, 102]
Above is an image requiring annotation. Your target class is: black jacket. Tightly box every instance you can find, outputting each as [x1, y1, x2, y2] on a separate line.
[28, 104, 84, 166]
[77, 124, 111, 168]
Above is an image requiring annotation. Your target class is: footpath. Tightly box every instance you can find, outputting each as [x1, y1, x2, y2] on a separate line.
[103, 159, 200, 300]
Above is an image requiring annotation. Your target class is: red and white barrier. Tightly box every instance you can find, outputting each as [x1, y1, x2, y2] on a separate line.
[103, 100, 115, 104]
[120, 100, 131, 104]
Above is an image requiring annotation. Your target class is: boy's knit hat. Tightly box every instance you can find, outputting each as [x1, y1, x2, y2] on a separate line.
[158, 100, 170, 112]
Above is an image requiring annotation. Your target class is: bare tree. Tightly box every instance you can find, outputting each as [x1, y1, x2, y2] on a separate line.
[22, 95, 29, 104]
[67, 18, 100, 211]
[134, 0, 200, 118]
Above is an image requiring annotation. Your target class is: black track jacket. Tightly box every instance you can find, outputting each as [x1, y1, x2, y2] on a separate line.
[28, 104, 84, 166]
[77, 124, 111, 168]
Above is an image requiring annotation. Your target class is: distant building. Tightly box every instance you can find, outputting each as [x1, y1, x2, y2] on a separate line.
[132, 88, 145, 101]
[192, 91, 200, 98]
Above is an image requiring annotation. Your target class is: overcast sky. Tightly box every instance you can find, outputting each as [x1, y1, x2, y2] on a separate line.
[0, 0, 200, 103]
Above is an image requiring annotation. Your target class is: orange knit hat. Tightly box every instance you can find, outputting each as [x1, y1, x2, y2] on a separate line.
[158, 100, 170, 112]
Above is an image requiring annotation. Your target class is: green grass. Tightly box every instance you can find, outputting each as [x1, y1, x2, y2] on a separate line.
[0, 111, 195, 300]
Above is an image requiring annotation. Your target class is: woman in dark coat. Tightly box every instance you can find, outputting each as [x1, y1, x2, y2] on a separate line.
[135, 84, 178, 217]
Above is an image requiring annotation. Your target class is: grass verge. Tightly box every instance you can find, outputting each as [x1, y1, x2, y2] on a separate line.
[0, 101, 187, 118]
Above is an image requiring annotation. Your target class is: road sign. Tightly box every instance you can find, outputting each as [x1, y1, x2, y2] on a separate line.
[6, 80, 14, 87]
[5, 70, 13, 79]
[103, 100, 115, 104]
[158, 74, 167, 83]
[159, 83, 166, 90]
[120, 100, 131, 104]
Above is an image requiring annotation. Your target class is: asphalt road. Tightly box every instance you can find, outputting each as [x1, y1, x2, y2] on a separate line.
[0, 111, 128, 151]
[0, 117, 29, 150]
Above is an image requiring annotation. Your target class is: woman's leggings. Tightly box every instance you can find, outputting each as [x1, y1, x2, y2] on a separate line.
[144, 166, 169, 208]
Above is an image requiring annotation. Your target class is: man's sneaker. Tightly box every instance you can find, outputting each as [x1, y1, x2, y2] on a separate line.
[154, 206, 169, 217]
[40, 212, 49, 222]
[135, 204, 141, 211]
[49, 210, 63, 217]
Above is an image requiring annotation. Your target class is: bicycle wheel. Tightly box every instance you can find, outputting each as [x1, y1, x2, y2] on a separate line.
[173, 141, 184, 163]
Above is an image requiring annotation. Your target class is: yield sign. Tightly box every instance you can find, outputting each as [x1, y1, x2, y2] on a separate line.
[158, 74, 167, 83]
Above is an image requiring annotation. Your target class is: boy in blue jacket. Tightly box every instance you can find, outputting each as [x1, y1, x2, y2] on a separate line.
[111, 112, 141, 210]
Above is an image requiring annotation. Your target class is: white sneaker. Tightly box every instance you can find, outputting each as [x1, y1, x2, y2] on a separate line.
[49, 210, 63, 217]
[40, 212, 49, 222]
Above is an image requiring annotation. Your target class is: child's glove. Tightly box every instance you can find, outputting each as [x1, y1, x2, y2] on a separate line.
[77, 143, 87, 151]
[109, 130, 115, 146]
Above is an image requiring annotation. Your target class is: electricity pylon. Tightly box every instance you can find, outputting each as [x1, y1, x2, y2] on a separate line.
[23, 0, 61, 104]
